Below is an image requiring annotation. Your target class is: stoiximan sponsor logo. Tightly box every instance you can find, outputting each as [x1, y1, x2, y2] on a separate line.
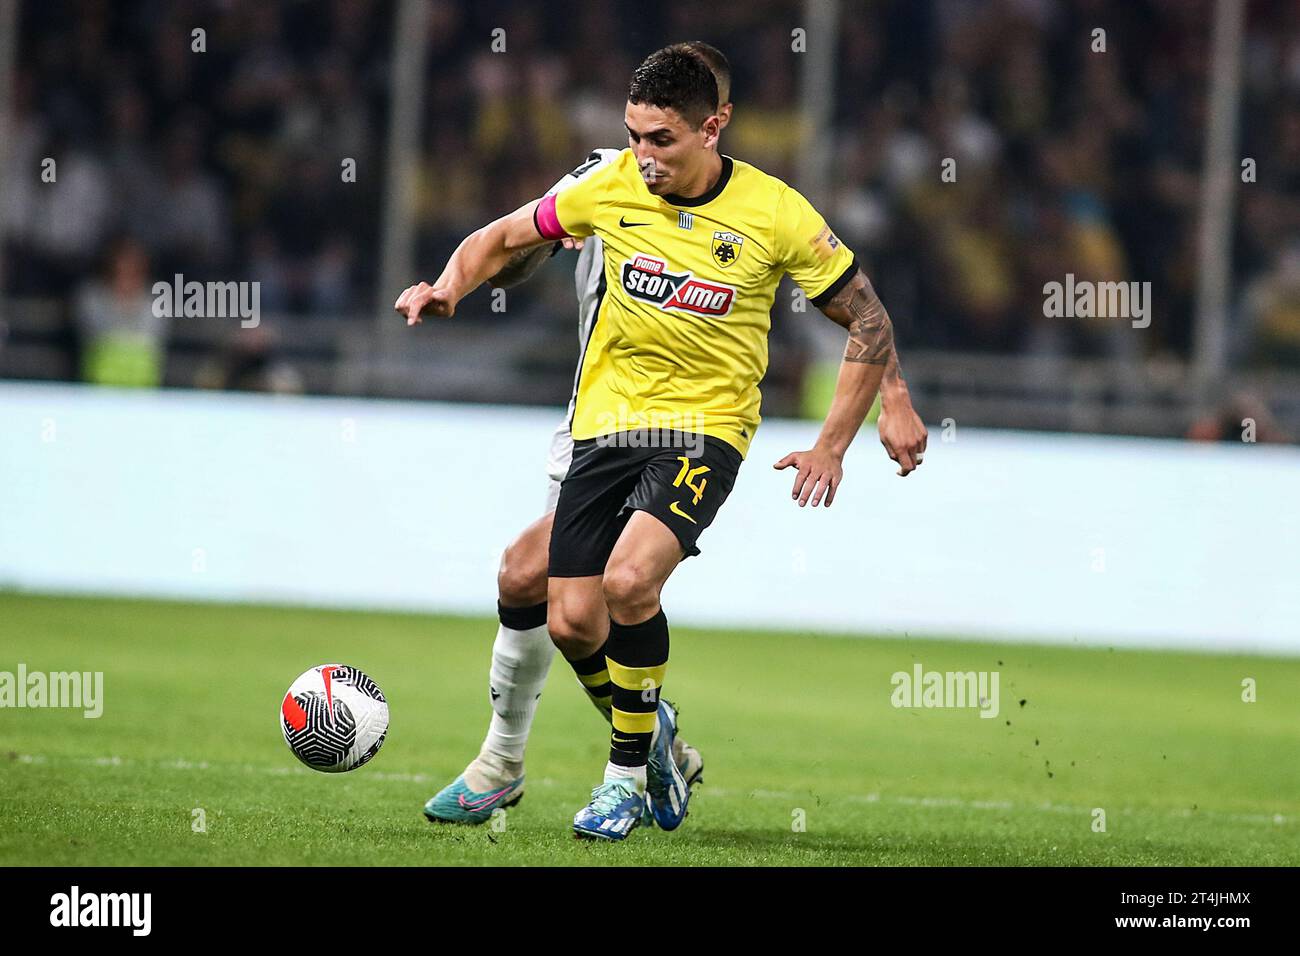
[890, 663, 1000, 719]
[0, 665, 103, 718]
[50, 886, 151, 936]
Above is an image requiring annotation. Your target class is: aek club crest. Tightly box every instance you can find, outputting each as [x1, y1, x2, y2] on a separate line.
[711, 230, 744, 269]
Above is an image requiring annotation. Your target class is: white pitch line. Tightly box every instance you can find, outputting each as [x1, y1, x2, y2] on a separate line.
[5, 753, 1291, 827]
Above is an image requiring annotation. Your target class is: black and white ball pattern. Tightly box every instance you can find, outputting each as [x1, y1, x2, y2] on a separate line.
[332, 665, 386, 703]
[280, 664, 389, 773]
[283, 691, 358, 768]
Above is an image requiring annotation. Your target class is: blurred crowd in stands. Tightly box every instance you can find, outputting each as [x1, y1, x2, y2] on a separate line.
[1, 0, 1297, 395]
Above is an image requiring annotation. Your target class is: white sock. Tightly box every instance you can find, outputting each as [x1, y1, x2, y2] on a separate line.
[604, 760, 646, 792]
[480, 618, 554, 767]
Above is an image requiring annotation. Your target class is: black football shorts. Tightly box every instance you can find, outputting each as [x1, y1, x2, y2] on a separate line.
[548, 430, 743, 578]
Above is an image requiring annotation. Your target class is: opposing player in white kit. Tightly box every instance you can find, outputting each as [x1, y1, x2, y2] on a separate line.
[423, 42, 734, 825]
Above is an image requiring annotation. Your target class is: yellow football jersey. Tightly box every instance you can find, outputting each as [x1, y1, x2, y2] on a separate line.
[541, 148, 856, 457]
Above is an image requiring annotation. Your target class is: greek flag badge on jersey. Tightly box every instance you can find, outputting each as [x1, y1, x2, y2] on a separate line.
[678, 211, 694, 230]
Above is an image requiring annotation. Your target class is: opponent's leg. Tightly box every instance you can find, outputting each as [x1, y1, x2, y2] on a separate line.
[479, 512, 556, 770]
[423, 512, 554, 825]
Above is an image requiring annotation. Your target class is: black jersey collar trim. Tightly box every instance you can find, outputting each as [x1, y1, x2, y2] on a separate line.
[663, 155, 733, 208]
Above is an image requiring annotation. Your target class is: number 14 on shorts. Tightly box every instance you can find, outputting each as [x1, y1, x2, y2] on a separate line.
[670, 456, 710, 523]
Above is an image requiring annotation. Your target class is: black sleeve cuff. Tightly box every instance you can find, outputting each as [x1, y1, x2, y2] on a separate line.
[809, 257, 859, 308]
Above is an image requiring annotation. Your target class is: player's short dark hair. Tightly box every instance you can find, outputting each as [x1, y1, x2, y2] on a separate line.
[628, 46, 719, 129]
[677, 41, 731, 105]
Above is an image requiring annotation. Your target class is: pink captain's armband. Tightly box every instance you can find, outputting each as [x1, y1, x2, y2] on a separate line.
[532, 194, 570, 241]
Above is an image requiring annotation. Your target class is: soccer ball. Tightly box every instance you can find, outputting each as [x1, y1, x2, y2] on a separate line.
[280, 664, 389, 773]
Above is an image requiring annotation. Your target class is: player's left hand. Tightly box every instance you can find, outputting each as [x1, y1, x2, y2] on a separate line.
[878, 405, 927, 477]
[394, 282, 455, 325]
[773, 446, 843, 508]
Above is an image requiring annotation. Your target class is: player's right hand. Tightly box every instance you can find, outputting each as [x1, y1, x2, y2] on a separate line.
[394, 282, 455, 325]
[774, 446, 843, 508]
[560, 237, 585, 251]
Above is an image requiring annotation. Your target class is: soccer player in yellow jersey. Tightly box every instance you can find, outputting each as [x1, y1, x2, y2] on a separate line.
[396, 46, 927, 840]
[420, 41, 730, 830]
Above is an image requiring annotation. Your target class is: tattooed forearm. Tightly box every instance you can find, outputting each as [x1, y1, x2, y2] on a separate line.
[488, 243, 555, 289]
[823, 270, 897, 368]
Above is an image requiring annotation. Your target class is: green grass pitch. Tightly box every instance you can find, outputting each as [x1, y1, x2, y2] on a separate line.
[2, 592, 1297, 866]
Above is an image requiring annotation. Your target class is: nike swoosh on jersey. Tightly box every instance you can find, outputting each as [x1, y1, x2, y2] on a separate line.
[619, 216, 651, 227]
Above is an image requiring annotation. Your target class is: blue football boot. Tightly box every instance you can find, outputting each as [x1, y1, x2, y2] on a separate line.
[572, 778, 644, 841]
[643, 699, 691, 830]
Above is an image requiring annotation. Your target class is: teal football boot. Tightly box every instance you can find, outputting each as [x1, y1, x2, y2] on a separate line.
[423, 752, 525, 824]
